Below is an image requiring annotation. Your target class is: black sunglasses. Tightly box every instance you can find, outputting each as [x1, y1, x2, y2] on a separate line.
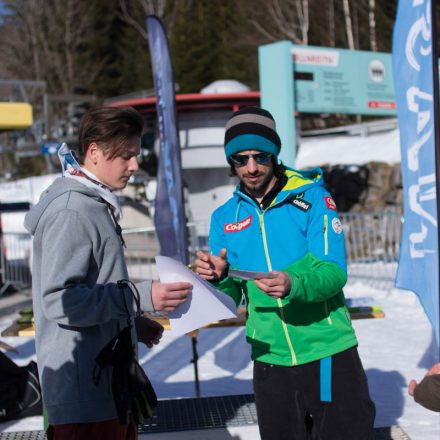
[230, 152, 273, 167]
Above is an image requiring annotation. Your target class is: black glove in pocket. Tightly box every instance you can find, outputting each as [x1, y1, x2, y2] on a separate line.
[93, 325, 157, 425]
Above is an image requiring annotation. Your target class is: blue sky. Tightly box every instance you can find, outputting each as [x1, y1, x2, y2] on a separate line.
[0, 0, 9, 14]
[0, 0, 10, 25]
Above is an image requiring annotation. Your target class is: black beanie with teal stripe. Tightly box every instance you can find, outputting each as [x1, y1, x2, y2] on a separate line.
[224, 107, 281, 163]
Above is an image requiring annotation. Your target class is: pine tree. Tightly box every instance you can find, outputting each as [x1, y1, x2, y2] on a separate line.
[170, 0, 257, 93]
[88, 1, 153, 99]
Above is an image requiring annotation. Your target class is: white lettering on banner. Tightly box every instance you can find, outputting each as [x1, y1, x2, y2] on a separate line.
[408, 173, 437, 258]
[402, 0, 437, 260]
[408, 128, 433, 171]
[405, 1, 431, 71]
[406, 87, 433, 171]
[406, 87, 432, 132]
[409, 223, 435, 257]
[409, 174, 437, 226]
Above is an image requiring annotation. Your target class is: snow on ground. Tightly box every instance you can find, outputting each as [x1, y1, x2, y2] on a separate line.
[0, 174, 58, 234]
[346, 282, 440, 440]
[295, 127, 401, 169]
[1, 276, 439, 439]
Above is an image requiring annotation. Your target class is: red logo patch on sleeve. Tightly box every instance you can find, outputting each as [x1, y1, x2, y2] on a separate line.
[324, 196, 337, 210]
[224, 215, 252, 233]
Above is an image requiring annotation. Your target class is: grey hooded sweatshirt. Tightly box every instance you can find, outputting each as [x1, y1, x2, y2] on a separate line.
[24, 177, 153, 424]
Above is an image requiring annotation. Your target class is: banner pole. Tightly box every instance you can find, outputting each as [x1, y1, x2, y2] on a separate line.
[431, 0, 440, 361]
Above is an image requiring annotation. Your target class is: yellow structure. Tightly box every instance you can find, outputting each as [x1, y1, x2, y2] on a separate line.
[0, 102, 33, 129]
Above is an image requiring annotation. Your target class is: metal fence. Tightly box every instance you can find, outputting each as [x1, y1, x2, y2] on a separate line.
[122, 220, 211, 281]
[123, 210, 402, 285]
[0, 210, 402, 294]
[341, 209, 401, 285]
[0, 232, 32, 295]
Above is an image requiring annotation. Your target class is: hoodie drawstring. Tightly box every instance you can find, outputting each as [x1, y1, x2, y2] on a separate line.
[108, 204, 126, 248]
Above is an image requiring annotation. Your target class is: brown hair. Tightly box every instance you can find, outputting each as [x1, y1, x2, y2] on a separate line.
[77, 106, 144, 163]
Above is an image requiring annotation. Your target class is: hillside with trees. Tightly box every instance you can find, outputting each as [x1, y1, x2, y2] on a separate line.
[0, 0, 398, 98]
[0, 0, 402, 178]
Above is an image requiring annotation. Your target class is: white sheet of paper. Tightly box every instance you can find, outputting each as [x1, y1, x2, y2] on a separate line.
[155, 256, 237, 336]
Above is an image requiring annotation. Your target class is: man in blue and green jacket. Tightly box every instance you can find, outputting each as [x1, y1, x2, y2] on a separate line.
[195, 107, 375, 440]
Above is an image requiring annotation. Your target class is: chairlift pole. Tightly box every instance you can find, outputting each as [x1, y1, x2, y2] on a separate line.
[431, 0, 440, 361]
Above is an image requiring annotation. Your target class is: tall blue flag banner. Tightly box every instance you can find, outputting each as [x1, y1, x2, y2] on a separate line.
[392, 0, 439, 346]
[146, 16, 189, 265]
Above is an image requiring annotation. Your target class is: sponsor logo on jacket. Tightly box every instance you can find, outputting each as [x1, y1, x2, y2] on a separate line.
[324, 196, 337, 210]
[224, 215, 252, 233]
[292, 197, 311, 212]
[332, 217, 343, 234]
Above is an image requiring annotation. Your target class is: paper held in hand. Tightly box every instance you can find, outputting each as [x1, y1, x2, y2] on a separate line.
[228, 269, 277, 280]
[155, 256, 237, 336]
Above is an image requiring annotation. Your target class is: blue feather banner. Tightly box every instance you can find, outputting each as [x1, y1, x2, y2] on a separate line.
[146, 15, 189, 265]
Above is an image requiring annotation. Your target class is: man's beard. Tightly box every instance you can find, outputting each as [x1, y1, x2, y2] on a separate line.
[242, 172, 273, 195]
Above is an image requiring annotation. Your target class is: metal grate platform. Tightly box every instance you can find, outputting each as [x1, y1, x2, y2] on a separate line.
[140, 394, 257, 433]
[374, 426, 411, 440]
[0, 394, 412, 439]
[0, 433, 46, 440]
[0, 425, 413, 440]
[0, 426, 412, 440]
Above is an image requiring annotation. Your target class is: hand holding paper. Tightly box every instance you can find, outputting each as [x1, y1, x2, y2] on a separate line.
[155, 256, 237, 336]
[151, 280, 192, 312]
[254, 271, 293, 299]
[195, 249, 228, 281]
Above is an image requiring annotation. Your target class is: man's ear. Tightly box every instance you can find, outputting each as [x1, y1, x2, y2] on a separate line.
[87, 142, 100, 165]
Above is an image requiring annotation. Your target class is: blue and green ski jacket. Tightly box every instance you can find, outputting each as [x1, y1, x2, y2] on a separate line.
[210, 166, 358, 366]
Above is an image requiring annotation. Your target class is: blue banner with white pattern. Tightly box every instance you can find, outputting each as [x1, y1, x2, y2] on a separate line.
[146, 16, 189, 265]
[392, 0, 439, 346]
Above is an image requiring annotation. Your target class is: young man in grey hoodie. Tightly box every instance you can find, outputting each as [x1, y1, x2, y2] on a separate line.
[24, 106, 192, 439]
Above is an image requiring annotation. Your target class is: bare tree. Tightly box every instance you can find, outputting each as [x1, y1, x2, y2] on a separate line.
[342, 0, 355, 49]
[369, 0, 377, 51]
[242, 0, 310, 44]
[352, 1, 360, 49]
[119, 0, 185, 41]
[328, 0, 335, 47]
[298, 0, 309, 45]
[0, 0, 100, 94]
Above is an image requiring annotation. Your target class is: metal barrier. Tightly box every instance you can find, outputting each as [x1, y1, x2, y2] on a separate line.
[121, 226, 159, 281]
[0, 232, 32, 295]
[341, 209, 402, 285]
[122, 220, 211, 282]
[123, 210, 402, 284]
[0, 210, 402, 293]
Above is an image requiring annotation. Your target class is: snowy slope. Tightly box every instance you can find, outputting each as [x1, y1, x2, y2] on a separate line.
[296, 128, 401, 169]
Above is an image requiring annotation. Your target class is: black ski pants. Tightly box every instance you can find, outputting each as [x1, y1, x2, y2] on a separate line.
[253, 346, 376, 440]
